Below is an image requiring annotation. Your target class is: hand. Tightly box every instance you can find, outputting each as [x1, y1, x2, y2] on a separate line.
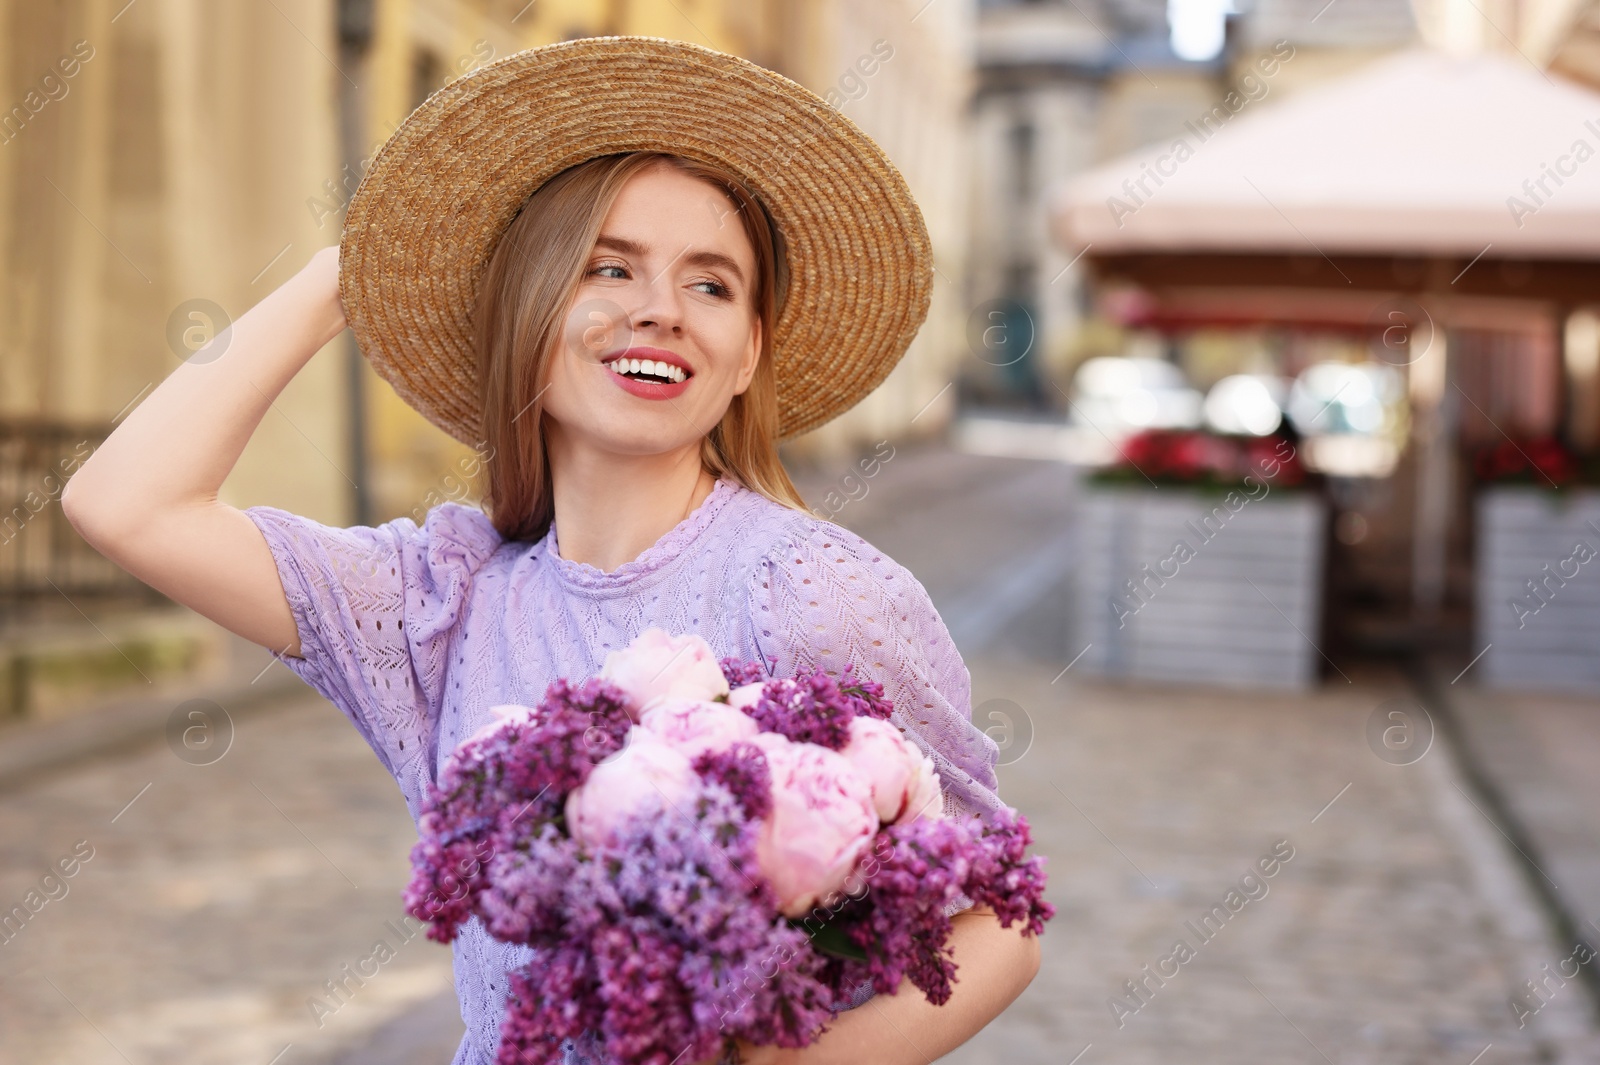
[690, 1040, 799, 1065]
[730, 1041, 801, 1065]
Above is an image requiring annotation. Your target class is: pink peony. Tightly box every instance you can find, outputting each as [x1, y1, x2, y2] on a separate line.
[639, 697, 760, 758]
[601, 629, 730, 719]
[840, 717, 945, 825]
[564, 729, 700, 847]
[750, 732, 878, 917]
[727, 682, 765, 712]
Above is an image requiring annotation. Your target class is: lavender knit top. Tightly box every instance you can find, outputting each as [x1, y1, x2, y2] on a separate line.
[245, 475, 1004, 1065]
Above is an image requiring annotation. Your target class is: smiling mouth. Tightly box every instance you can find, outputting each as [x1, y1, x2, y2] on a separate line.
[602, 355, 690, 385]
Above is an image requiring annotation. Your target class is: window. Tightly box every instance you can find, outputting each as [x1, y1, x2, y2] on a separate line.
[410, 47, 446, 110]
[1009, 119, 1035, 201]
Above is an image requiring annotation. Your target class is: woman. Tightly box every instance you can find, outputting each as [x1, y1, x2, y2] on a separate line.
[63, 37, 1040, 1065]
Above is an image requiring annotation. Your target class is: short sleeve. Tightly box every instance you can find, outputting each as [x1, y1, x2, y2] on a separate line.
[747, 520, 1005, 825]
[243, 502, 502, 815]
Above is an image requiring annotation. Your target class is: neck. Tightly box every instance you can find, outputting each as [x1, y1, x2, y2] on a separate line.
[546, 430, 717, 573]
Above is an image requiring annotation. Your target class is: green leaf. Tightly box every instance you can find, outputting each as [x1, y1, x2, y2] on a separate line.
[806, 922, 868, 961]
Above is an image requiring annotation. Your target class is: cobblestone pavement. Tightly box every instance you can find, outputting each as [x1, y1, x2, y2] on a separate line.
[951, 662, 1600, 1065]
[1435, 675, 1600, 976]
[1, 443, 1597, 1063]
[0, 690, 460, 1065]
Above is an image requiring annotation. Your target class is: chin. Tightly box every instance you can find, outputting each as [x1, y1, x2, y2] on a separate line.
[586, 417, 706, 459]
[548, 388, 727, 458]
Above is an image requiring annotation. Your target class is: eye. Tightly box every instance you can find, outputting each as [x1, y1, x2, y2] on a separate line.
[589, 262, 628, 280]
[691, 278, 733, 299]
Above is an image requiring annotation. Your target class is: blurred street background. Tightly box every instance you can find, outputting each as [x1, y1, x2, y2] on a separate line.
[5, 0, 1600, 1062]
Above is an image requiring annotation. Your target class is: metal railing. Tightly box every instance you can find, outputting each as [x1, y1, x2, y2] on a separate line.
[0, 420, 160, 618]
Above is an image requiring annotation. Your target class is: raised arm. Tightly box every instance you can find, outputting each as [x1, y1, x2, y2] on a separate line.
[61, 246, 347, 657]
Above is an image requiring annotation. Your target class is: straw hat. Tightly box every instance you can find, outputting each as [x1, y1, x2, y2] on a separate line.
[338, 35, 934, 446]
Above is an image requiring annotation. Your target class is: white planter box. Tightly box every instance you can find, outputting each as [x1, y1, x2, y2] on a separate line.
[1477, 487, 1600, 693]
[1073, 486, 1327, 689]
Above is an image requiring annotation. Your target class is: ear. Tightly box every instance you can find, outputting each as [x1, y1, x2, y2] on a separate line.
[732, 313, 761, 396]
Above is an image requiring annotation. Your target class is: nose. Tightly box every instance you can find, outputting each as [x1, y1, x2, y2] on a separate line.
[628, 259, 688, 338]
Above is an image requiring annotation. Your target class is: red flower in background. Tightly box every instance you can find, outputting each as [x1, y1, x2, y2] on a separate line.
[1473, 437, 1579, 486]
[1119, 430, 1227, 481]
[1241, 435, 1307, 487]
[1110, 429, 1307, 489]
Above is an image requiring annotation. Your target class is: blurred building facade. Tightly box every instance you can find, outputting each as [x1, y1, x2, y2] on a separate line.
[0, 0, 353, 713]
[965, 0, 1418, 408]
[0, 1, 348, 609]
[1415, 0, 1600, 83]
[968, 0, 1229, 406]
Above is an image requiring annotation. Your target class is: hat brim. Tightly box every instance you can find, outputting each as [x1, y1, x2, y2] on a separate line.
[338, 35, 934, 447]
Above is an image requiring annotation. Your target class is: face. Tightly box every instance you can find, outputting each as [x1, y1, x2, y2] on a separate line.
[540, 162, 762, 461]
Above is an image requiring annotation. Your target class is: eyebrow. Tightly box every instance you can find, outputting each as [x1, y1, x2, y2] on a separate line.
[593, 234, 747, 288]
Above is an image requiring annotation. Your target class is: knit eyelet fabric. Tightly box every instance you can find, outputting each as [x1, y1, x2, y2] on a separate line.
[244, 475, 1004, 1065]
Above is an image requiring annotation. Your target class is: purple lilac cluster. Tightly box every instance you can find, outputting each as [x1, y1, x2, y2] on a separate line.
[825, 808, 1054, 1006]
[733, 664, 890, 751]
[693, 743, 773, 821]
[717, 655, 771, 689]
[405, 653, 1054, 1065]
[403, 678, 631, 943]
[832, 663, 895, 723]
[490, 784, 836, 1064]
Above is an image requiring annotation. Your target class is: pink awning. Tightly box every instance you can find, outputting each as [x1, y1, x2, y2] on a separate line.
[1051, 49, 1600, 259]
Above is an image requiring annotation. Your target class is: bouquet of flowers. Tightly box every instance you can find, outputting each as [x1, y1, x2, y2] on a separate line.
[404, 628, 1053, 1065]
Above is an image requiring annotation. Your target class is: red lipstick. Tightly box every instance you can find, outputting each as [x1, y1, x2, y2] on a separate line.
[602, 346, 694, 400]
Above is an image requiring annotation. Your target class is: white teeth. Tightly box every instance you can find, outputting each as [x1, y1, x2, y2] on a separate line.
[607, 357, 688, 383]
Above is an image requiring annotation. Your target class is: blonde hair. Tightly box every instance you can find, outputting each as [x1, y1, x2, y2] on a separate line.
[474, 152, 807, 542]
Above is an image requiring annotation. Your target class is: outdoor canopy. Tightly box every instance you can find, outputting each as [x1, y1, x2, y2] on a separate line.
[1051, 49, 1600, 260]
